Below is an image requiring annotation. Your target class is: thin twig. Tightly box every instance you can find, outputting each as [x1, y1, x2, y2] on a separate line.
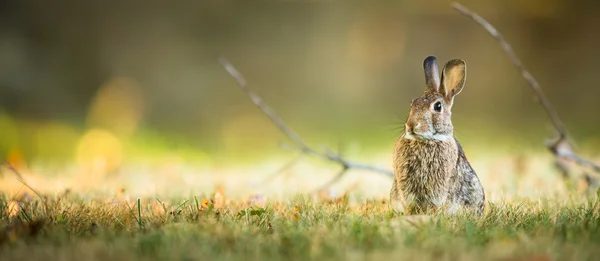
[217, 56, 393, 190]
[4, 162, 44, 200]
[549, 138, 600, 173]
[563, 154, 600, 173]
[4, 161, 24, 180]
[452, 3, 600, 180]
[218, 56, 309, 150]
[453, 2, 567, 139]
[3, 161, 51, 219]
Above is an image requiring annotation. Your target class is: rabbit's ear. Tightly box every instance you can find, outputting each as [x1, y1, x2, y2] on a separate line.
[423, 56, 440, 92]
[440, 59, 466, 107]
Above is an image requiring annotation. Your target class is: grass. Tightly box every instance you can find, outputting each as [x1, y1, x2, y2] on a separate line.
[1, 123, 598, 260]
[1, 191, 600, 261]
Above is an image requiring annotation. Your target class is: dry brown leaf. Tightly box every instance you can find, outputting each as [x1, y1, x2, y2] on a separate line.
[201, 199, 212, 209]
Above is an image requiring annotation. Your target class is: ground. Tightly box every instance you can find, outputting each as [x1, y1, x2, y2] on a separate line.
[0, 144, 598, 261]
[1, 190, 600, 261]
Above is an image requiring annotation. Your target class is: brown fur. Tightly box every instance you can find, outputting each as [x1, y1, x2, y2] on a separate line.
[390, 56, 485, 216]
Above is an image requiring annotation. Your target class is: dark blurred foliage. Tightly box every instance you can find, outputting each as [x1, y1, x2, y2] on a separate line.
[1, 0, 600, 159]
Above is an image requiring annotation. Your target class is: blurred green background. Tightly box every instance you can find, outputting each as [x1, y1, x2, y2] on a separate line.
[0, 0, 599, 169]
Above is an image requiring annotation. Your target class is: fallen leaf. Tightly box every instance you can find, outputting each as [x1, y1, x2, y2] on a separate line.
[201, 199, 213, 209]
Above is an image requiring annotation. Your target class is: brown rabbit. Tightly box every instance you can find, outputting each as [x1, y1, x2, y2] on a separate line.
[390, 56, 485, 216]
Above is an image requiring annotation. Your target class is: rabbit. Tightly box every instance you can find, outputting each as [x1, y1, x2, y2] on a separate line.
[389, 56, 485, 216]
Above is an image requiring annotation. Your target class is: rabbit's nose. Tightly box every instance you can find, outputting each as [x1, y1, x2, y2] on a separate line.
[405, 122, 420, 133]
[405, 120, 422, 134]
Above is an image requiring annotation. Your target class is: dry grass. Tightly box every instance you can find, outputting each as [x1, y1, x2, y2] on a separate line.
[1, 188, 600, 261]
[0, 149, 598, 261]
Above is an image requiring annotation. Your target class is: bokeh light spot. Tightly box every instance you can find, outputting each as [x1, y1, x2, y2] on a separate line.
[76, 129, 123, 177]
[86, 77, 145, 137]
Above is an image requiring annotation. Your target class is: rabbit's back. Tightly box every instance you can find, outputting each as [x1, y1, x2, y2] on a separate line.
[447, 140, 485, 215]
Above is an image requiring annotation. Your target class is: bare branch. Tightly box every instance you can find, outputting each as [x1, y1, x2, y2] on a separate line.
[549, 138, 600, 173]
[218, 56, 310, 151]
[563, 154, 600, 174]
[452, 2, 567, 139]
[217, 55, 393, 188]
[452, 2, 600, 181]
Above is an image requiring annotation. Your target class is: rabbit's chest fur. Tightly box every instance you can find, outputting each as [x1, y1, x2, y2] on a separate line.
[391, 136, 460, 213]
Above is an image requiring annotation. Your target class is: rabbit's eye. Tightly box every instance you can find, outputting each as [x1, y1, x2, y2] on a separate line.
[433, 101, 442, 112]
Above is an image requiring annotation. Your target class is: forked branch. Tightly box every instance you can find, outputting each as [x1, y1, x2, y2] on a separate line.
[218, 56, 393, 191]
[452, 3, 600, 179]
